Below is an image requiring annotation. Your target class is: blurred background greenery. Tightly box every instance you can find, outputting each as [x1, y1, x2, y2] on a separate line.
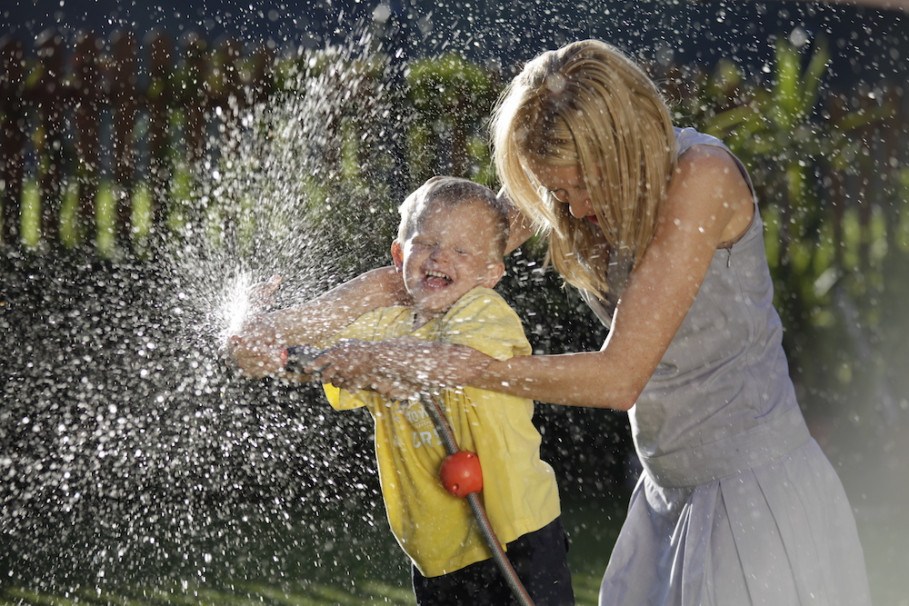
[2, 12, 907, 605]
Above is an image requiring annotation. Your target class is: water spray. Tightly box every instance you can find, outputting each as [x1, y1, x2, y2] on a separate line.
[284, 346, 535, 606]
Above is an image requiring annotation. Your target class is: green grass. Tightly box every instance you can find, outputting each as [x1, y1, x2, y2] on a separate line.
[0, 494, 623, 606]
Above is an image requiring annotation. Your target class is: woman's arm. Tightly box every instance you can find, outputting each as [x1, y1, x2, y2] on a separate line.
[479, 145, 755, 408]
[315, 146, 755, 410]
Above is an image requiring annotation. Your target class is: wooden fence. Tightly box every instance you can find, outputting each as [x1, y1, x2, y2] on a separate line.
[0, 28, 906, 261]
[0, 29, 279, 248]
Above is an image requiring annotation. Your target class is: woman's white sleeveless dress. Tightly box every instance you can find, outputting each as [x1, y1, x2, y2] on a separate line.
[588, 128, 872, 605]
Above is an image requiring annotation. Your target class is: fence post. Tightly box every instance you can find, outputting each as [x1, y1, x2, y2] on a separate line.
[36, 29, 66, 245]
[73, 31, 102, 244]
[881, 84, 904, 253]
[351, 62, 377, 179]
[215, 36, 243, 119]
[0, 36, 25, 246]
[826, 93, 848, 272]
[213, 36, 242, 167]
[110, 30, 139, 246]
[182, 32, 209, 169]
[856, 92, 875, 271]
[247, 45, 275, 106]
[146, 30, 173, 236]
[450, 93, 467, 177]
[178, 32, 211, 235]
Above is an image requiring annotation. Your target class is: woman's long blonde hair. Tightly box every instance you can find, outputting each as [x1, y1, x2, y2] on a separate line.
[491, 39, 677, 298]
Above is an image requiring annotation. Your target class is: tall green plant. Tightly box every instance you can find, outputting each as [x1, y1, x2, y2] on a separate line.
[696, 40, 884, 311]
[688, 38, 896, 425]
[406, 54, 499, 185]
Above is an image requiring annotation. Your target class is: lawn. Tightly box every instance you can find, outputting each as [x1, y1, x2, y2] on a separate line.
[0, 492, 625, 606]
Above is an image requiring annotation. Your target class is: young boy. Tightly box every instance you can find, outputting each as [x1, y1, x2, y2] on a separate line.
[229, 176, 573, 605]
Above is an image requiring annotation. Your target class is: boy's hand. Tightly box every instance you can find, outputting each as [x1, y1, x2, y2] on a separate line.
[247, 274, 282, 315]
[226, 335, 287, 378]
[221, 274, 285, 375]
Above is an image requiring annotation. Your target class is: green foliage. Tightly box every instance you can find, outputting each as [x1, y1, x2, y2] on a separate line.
[405, 53, 500, 185]
[8, 47, 906, 432]
[407, 53, 496, 111]
[700, 39, 890, 257]
[682, 37, 904, 426]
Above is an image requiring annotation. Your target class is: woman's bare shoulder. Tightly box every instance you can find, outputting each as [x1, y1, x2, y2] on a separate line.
[670, 143, 754, 244]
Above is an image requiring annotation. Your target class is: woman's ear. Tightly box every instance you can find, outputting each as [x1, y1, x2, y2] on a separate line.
[391, 241, 404, 270]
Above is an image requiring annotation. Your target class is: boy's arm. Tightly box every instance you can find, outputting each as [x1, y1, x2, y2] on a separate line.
[250, 266, 408, 345]
[229, 266, 409, 379]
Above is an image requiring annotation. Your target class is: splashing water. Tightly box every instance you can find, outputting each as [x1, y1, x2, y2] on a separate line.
[2, 2, 906, 603]
[1, 34, 409, 600]
[220, 272, 256, 340]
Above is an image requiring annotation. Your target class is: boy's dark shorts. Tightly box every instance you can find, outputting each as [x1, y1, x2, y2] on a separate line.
[412, 516, 574, 605]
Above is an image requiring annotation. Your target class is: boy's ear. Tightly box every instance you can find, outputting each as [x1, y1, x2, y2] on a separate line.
[481, 261, 506, 288]
[391, 241, 404, 270]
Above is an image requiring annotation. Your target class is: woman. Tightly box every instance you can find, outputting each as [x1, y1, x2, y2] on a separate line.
[241, 40, 871, 605]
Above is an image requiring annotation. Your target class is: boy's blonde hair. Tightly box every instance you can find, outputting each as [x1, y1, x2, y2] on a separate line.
[491, 39, 677, 298]
[397, 176, 510, 260]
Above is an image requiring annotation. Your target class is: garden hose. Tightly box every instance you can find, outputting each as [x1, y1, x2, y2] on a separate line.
[419, 392, 535, 606]
[285, 346, 534, 606]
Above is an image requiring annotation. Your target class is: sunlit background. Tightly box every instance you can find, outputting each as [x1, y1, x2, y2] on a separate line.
[1, 1, 907, 604]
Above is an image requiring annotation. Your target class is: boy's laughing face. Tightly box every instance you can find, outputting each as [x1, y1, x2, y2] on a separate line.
[392, 199, 504, 326]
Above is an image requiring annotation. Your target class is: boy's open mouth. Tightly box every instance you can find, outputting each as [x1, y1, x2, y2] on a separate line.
[424, 270, 452, 288]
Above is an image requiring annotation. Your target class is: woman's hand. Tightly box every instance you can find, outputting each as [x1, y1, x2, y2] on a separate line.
[310, 338, 492, 399]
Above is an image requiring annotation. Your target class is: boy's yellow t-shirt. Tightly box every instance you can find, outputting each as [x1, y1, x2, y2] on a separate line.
[320, 287, 561, 578]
